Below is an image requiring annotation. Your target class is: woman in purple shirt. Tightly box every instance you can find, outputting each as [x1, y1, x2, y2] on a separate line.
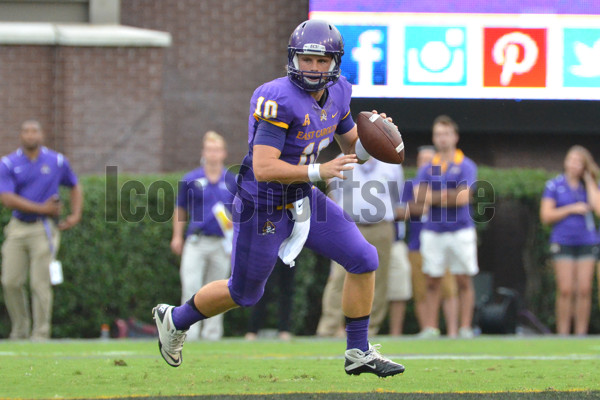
[540, 145, 600, 335]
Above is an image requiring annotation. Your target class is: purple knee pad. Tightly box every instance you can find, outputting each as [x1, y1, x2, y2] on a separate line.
[343, 242, 379, 274]
[227, 277, 266, 308]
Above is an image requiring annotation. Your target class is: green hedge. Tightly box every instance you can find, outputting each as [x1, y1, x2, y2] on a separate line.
[0, 167, 598, 338]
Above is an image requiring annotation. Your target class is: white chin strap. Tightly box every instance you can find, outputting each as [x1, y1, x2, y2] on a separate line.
[292, 54, 300, 70]
[328, 59, 337, 73]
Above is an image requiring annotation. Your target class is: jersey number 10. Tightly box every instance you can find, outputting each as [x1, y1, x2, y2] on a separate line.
[255, 96, 332, 166]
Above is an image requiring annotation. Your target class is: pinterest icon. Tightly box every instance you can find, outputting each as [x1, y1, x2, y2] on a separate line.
[484, 28, 547, 87]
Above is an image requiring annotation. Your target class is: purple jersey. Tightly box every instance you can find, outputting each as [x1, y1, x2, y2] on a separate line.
[416, 150, 477, 233]
[176, 168, 236, 238]
[0, 147, 78, 222]
[542, 174, 599, 246]
[238, 76, 354, 207]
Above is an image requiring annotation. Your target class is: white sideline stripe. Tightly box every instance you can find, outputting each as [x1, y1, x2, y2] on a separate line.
[256, 354, 600, 361]
[400, 354, 600, 360]
[1, 350, 598, 361]
[0, 350, 140, 356]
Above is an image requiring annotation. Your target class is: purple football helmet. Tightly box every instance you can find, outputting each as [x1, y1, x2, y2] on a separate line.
[287, 20, 344, 92]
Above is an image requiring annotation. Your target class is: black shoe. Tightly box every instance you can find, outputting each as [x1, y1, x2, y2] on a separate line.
[344, 343, 405, 377]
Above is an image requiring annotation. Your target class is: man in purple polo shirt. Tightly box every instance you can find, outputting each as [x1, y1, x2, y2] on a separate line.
[0, 120, 82, 340]
[414, 115, 478, 339]
[171, 131, 236, 341]
[404, 146, 459, 338]
[152, 19, 404, 377]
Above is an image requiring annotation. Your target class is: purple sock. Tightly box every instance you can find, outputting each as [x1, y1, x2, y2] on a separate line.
[345, 315, 370, 351]
[171, 295, 207, 330]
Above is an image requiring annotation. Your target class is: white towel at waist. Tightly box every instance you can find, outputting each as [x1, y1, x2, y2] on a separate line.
[278, 196, 311, 268]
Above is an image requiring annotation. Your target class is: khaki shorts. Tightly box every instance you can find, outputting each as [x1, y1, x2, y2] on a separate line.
[387, 241, 412, 301]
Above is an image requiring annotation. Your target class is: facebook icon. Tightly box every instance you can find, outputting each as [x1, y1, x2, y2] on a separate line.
[337, 25, 388, 85]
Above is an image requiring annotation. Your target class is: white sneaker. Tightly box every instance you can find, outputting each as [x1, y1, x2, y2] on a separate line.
[459, 327, 475, 339]
[417, 327, 441, 339]
[152, 304, 188, 367]
[344, 343, 405, 377]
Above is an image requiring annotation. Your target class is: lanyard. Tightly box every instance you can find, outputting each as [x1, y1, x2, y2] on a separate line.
[42, 219, 56, 258]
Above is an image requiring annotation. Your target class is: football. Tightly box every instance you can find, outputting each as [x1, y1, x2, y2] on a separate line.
[356, 111, 405, 164]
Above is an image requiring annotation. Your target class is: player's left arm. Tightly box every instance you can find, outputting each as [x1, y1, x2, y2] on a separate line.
[583, 171, 600, 216]
[334, 124, 358, 155]
[57, 157, 83, 230]
[58, 183, 83, 230]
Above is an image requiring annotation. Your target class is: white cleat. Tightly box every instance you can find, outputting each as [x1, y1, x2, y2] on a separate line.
[152, 304, 187, 367]
[344, 343, 405, 378]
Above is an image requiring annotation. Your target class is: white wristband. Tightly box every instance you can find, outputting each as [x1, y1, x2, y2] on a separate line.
[355, 138, 371, 162]
[307, 163, 321, 182]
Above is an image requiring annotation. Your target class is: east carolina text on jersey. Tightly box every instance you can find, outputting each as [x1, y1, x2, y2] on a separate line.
[238, 76, 354, 206]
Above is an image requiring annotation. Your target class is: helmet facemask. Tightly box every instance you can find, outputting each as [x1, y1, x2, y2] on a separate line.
[288, 49, 340, 91]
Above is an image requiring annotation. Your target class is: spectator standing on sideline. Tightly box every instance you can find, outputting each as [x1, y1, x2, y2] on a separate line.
[0, 120, 82, 340]
[414, 115, 478, 339]
[316, 155, 404, 337]
[245, 258, 295, 341]
[153, 19, 404, 377]
[405, 146, 459, 338]
[171, 131, 236, 340]
[387, 217, 413, 336]
[540, 145, 600, 335]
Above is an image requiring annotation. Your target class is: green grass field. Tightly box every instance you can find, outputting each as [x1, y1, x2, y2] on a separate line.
[1, 336, 599, 399]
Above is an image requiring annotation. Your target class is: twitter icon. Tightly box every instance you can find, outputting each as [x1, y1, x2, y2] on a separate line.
[564, 28, 600, 87]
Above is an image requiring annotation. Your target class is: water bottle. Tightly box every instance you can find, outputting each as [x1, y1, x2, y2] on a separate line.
[100, 323, 110, 340]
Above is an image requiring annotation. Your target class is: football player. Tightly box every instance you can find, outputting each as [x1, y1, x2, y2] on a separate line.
[153, 19, 404, 377]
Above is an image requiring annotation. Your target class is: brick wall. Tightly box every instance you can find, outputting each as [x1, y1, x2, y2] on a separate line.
[55, 46, 165, 173]
[121, 0, 310, 172]
[0, 43, 166, 174]
[0, 46, 55, 156]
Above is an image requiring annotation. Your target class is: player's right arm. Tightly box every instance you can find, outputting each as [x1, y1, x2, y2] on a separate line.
[253, 143, 356, 183]
[0, 192, 62, 216]
[171, 178, 190, 256]
[0, 161, 61, 216]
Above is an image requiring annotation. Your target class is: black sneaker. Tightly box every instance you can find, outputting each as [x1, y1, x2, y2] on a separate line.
[344, 343, 405, 377]
[152, 304, 187, 367]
